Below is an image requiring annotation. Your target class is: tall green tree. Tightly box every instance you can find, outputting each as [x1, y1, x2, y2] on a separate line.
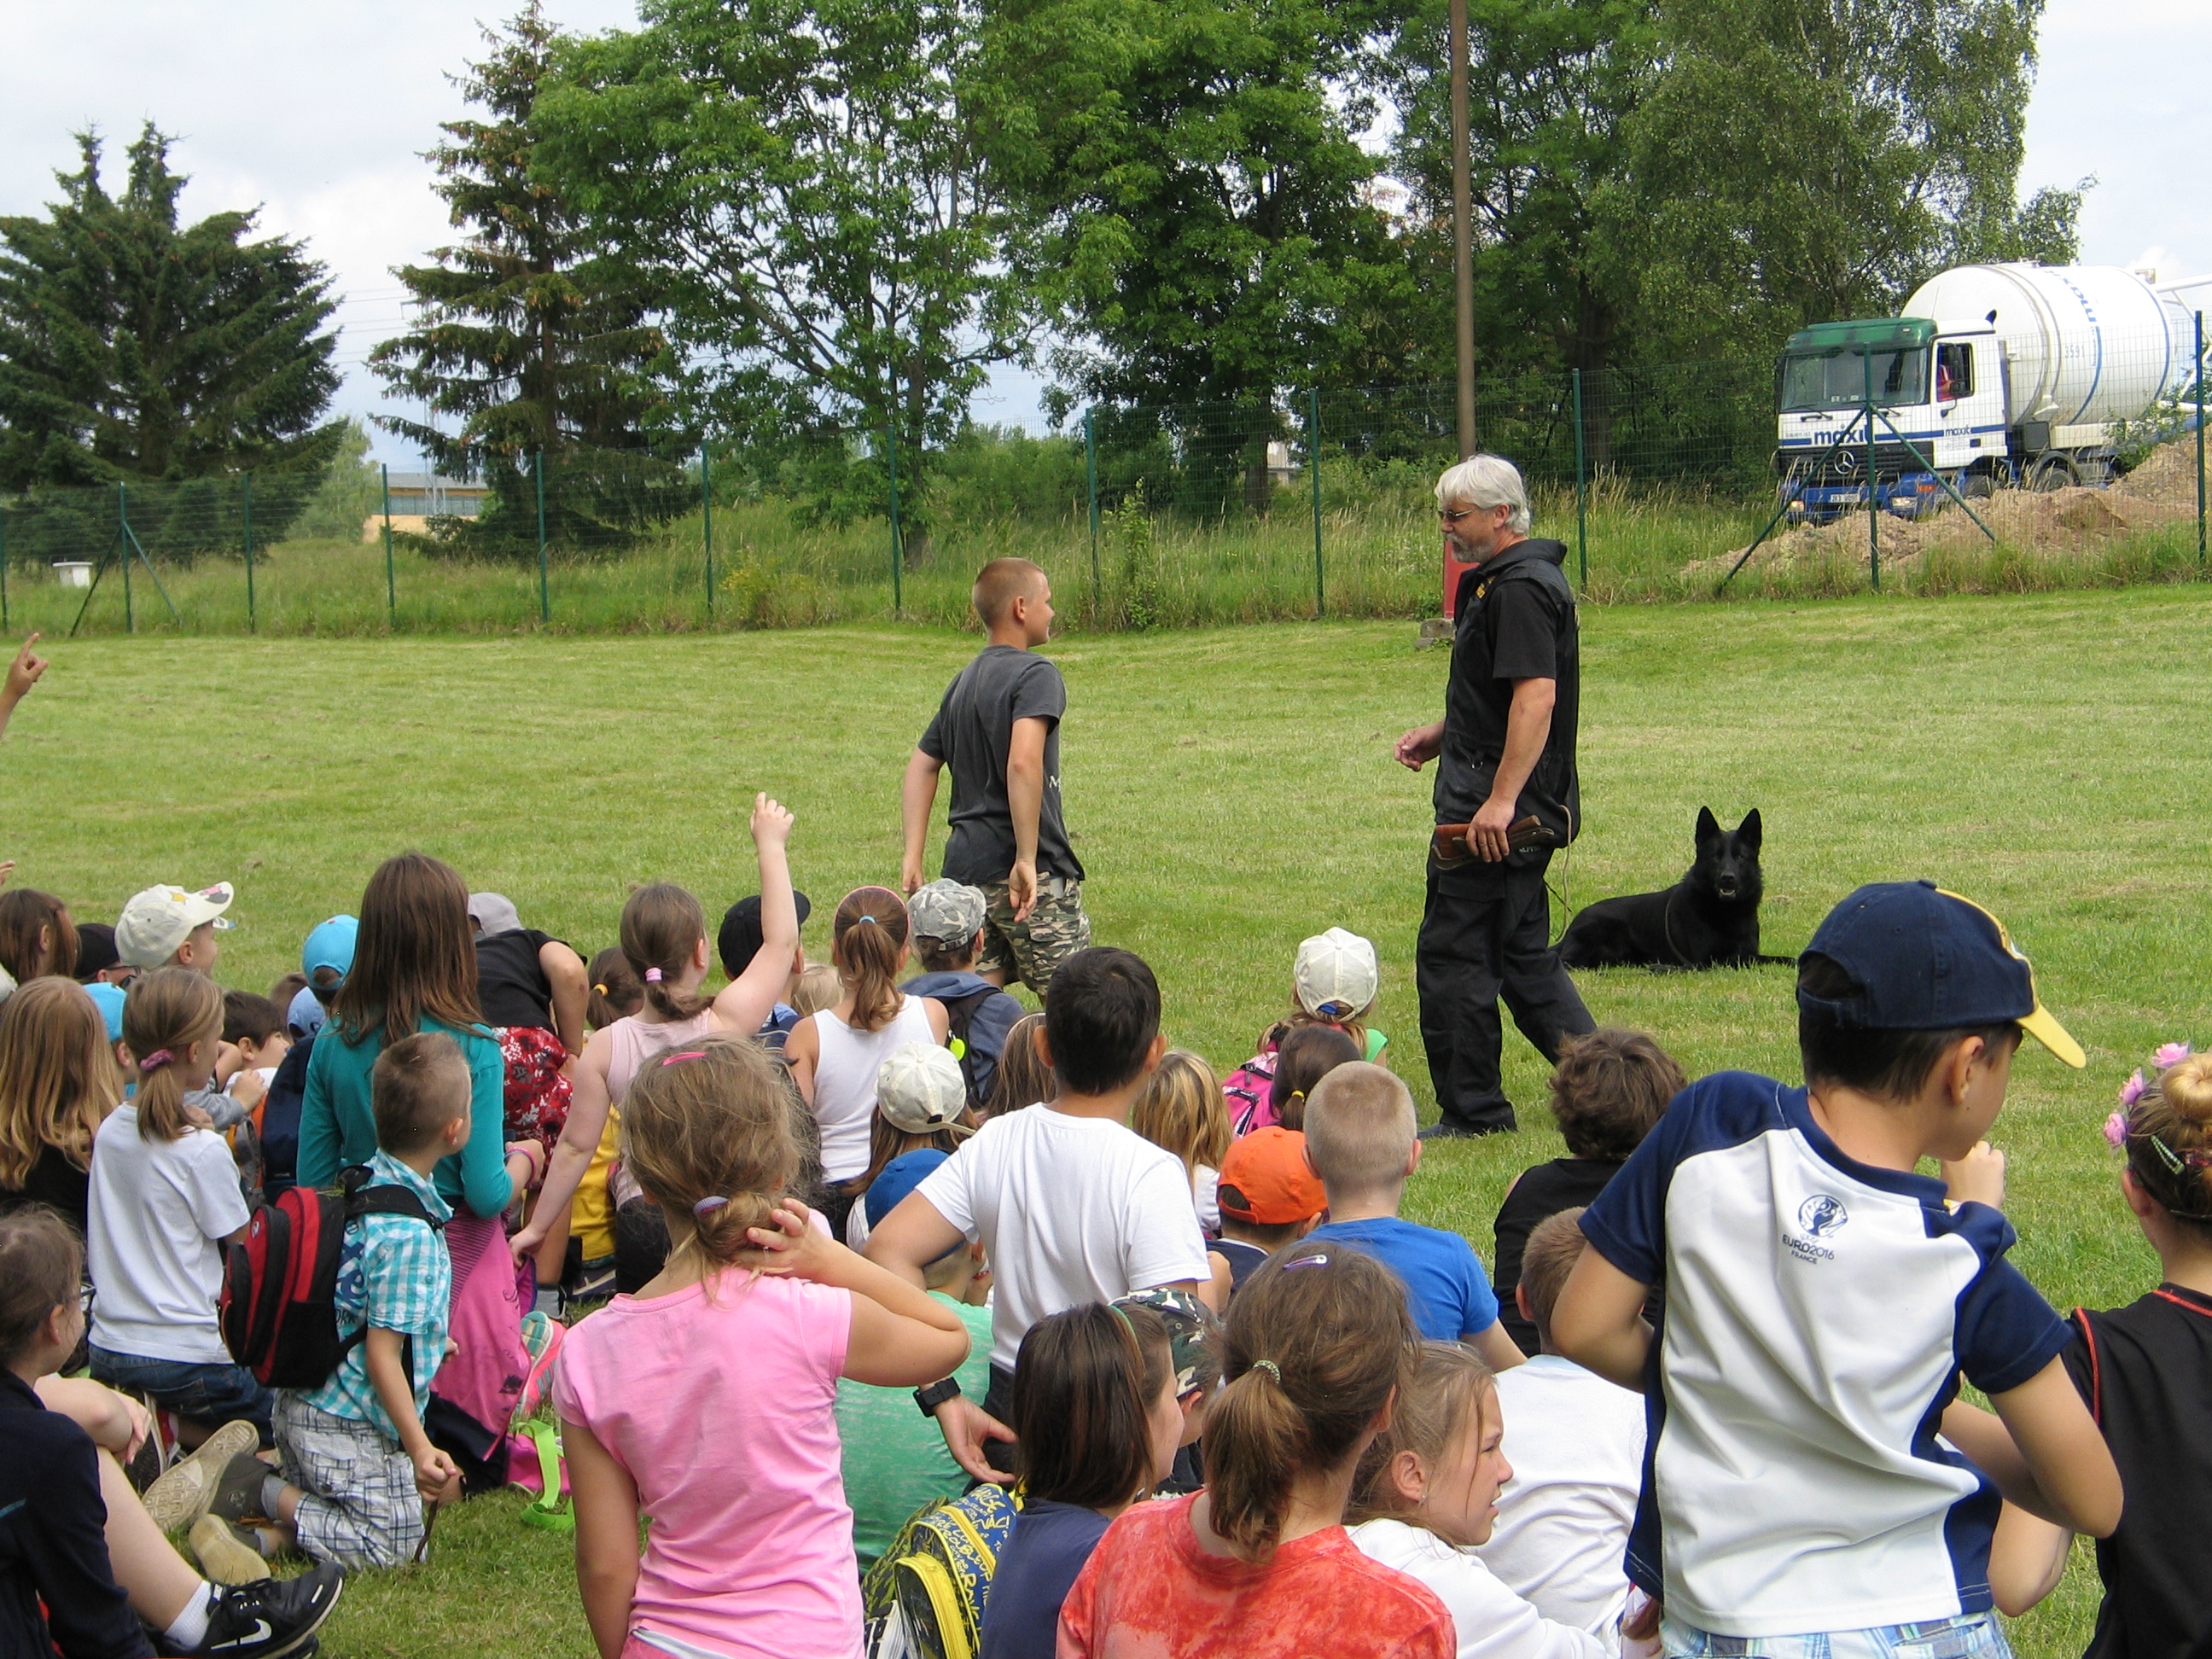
[0, 125, 340, 490]
[532, 0, 1029, 543]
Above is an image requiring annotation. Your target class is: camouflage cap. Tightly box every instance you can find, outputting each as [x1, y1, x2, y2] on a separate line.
[1113, 1286, 1220, 1396]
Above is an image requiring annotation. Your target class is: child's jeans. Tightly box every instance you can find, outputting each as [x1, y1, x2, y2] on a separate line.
[89, 1347, 276, 1445]
[275, 1393, 427, 1569]
[1662, 1613, 2011, 1659]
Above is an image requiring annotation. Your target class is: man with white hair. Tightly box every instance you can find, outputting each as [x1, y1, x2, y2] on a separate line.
[1394, 454, 1593, 1136]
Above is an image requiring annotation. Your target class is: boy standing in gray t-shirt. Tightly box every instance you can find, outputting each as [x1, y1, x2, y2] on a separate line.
[901, 557, 1091, 996]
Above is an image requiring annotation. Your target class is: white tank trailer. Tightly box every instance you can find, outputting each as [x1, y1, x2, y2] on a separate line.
[1774, 263, 2212, 521]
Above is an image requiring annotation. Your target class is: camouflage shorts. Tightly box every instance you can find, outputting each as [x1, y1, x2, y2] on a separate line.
[977, 873, 1092, 997]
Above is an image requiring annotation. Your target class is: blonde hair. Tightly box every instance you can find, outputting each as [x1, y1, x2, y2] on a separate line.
[619, 1037, 800, 1268]
[2121, 1050, 2212, 1229]
[1302, 1062, 1416, 1193]
[122, 969, 224, 1143]
[1349, 1341, 1499, 1533]
[0, 978, 120, 1185]
[986, 1011, 1056, 1116]
[1132, 1049, 1231, 1179]
[789, 962, 842, 1017]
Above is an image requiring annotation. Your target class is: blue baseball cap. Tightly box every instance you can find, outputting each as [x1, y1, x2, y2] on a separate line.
[865, 1148, 953, 1231]
[1799, 882, 2083, 1067]
[301, 916, 358, 985]
[288, 984, 328, 1040]
[84, 981, 126, 1043]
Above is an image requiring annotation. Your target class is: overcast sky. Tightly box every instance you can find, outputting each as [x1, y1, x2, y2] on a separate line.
[3, 0, 2206, 467]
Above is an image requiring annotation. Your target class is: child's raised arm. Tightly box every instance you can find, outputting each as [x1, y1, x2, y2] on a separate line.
[711, 794, 798, 1035]
[1551, 1245, 1653, 1392]
[1941, 1362, 2122, 1536]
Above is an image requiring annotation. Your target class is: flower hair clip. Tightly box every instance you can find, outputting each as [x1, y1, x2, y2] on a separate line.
[2103, 1110, 2130, 1150]
[2157, 1041, 2194, 1068]
[2119, 1069, 2148, 1111]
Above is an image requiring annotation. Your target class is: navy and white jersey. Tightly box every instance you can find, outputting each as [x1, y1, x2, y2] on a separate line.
[1580, 1071, 2069, 1639]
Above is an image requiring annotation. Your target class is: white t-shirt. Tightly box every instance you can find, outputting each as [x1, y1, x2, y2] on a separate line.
[1476, 1355, 1646, 1639]
[87, 1104, 249, 1364]
[1193, 1165, 1220, 1232]
[917, 1105, 1210, 1371]
[1349, 1517, 1612, 1659]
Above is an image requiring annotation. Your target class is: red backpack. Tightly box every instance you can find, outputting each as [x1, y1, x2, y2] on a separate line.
[220, 1165, 442, 1389]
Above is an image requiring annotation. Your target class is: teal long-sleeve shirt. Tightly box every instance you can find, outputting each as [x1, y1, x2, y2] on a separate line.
[298, 1016, 514, 1220]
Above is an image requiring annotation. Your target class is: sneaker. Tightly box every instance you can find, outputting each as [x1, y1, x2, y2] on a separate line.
[145, 1420, 261, 1533]
[188, 1514, 270, 1587]
[1416, 1120, 1514, 1140]
[208, 1452, 275, 1526]
[193, 1563, 343, 1658]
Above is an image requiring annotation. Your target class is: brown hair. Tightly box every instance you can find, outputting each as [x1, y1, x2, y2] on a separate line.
[1270, 1023, 1359, 1132]
[1302, 1062, 1417, 1194]
[334, 853, 482, 1051]
[1132, 1049, 1231, 1179]
[0, 978, 119, 1185]
[620, 885, 713, 1023]
[1349, 1341, 1498, 1530]
[973, 557, 1045, 626]
[0, 1205, 82, 1367]
[1010, 1301, 1173, 1509]
[122, 969, 224, 1143]
[2121, 1051, 2212, 1232]
[585, 946, 643, 1028]
[0, 889, 79, 987]
[1548, 1028, 1685, 1161]
[986, 1012, 1056, 1116]
[372, 1031, 472, 1154]
[830, 888, 910, 1033]
[1516, 1208, 1590, 1352]
[789, 962, 842, 1017]
[223, 990, 286, 1049]
[850, 1107, 975, 1204]
[620, 1038, 800, 1268]
[1208, 1243, 1417, 1561]
[268, 972, 309, 1014]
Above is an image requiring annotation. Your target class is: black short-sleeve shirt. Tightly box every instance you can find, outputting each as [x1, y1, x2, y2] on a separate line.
[475, 928, 563, 1029]
[918, 645, 1085, 887]
[1435, 537, 1580, 849]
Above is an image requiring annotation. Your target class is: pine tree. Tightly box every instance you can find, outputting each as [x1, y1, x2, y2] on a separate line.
[370, 4, 679, 553]
[0, 125, 341, 490]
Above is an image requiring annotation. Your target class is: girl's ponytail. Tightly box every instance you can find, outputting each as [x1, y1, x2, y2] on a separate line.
[1207, 1243, 1414, 1562]
[832, 888, 910, 1033]
[620, 885, 712, 1023]
[122, 969, 224, 1144]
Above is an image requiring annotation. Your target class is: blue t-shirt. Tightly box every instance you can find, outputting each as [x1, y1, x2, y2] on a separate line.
[976, 1499, 1113, 1659]
[1580, 1070, 2071, 1637]
[1305, 1215, 1500, 1342]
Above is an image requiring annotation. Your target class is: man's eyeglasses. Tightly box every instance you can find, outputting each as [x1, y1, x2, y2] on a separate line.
[1437, 505, 1485, 524]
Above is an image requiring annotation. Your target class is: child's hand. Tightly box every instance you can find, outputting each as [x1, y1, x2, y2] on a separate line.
[1943, 1141, 2006, 1210]
[412, 1447, 464, 1505]
[741, 1197, 841, 1282]
[227, 1068, 267, 1113]
[4, 634, 48, 702]
[750, 792, 795, 847]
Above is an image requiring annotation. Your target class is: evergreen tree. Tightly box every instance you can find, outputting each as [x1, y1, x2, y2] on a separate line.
[0, 125, 341, 491]
[370, 3, 680, 554]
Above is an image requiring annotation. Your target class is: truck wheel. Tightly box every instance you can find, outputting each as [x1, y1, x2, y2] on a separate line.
[2029, 455, 2076, 492]
[1962, 474, 1995, 500]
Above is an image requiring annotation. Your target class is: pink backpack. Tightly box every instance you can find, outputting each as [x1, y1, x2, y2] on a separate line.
[1222, 1047, 1280, 1137]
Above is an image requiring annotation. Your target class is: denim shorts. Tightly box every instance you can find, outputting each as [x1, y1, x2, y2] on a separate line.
[1662, 1612, 2011, 1659]
[89, 1346, 276, 1443]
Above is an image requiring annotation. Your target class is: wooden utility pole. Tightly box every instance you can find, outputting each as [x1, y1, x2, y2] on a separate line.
[1451, 0, 1476, 459]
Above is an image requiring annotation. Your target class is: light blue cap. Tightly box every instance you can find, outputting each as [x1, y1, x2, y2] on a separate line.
[84, 981, 127, 1043]
[301, 915, 358, 982]
[288, 984, 328, 1040]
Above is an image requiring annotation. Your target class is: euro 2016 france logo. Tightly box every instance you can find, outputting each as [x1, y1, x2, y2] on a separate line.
[1798, 1195, 1849, 1237]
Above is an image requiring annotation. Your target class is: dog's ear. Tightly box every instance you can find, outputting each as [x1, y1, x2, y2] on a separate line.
[1738, 807, 1762, 849]
[1695, 806, 1720, 844]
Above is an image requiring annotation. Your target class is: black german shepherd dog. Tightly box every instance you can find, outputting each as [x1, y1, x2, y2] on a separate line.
[1557, 807, 1791, 970]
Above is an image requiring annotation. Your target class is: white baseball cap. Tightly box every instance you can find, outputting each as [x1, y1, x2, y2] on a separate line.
[876, 1042, 969, 1134]
[1293, 927, 1380, 1019]
[115, 882, 236, 969]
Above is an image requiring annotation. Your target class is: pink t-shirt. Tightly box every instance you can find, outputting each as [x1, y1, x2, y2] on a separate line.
[553, 1270, 858, 1658]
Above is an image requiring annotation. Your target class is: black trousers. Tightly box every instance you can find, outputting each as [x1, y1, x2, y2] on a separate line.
[1417, 850, 1594, 1132]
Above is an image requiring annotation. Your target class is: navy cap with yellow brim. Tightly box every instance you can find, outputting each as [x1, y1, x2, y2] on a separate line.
[1798, 881, 2084, 1068]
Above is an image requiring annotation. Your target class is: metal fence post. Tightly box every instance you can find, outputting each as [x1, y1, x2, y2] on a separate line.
[2196, 311, 2205, 570]
[534, 451, 550, 625]
[0, 501, 9, 631]
[1307, 387, 1324, 618]
[886, 424, 904, 618]
[242, 473, 256, 634]
[1863, 349, 1879, 592]
[1571, 368, 1588, 590]
[381, 464, 396, 625]
[1085, 408, 1101, 612]
[701, 440, 716, 620]
[120, 482, 135, 635]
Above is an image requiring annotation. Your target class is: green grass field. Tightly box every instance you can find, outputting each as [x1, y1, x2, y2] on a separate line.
[8, 585, 2205, 1654]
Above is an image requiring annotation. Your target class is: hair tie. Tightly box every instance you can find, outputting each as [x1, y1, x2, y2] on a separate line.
[644, 968, 664, 983]
[1108, 1303, 1138, 1337]
[592, 983, 609, 997]
[661, 1050, 707, 1067]
[853, 914, 880, 927]
[692, 1195, 730, 1217]
[137, 1049, 173, 1071]
[1251, 1359, 1282, 1382]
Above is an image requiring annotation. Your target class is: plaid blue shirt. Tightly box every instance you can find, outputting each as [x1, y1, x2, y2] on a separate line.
[298, 1149, 451, 1442]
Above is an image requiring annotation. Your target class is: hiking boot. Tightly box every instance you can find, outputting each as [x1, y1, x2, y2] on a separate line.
[188, 1514, 270, 1586]
[145, 1420, 261, 1533]
[191, 1562, 343, 1658]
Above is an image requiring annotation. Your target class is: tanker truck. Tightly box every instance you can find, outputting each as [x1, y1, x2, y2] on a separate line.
[1775, 264, 2210, 523]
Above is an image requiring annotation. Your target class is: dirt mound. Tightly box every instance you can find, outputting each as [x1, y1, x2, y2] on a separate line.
[1690, 436, 2203, 581]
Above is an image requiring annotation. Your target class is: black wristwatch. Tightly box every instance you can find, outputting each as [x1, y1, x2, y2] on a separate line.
[913, 1377, 963, 1417]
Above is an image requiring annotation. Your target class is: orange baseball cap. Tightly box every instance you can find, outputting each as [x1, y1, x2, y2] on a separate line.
[1217, 1126, 1327, 1225]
